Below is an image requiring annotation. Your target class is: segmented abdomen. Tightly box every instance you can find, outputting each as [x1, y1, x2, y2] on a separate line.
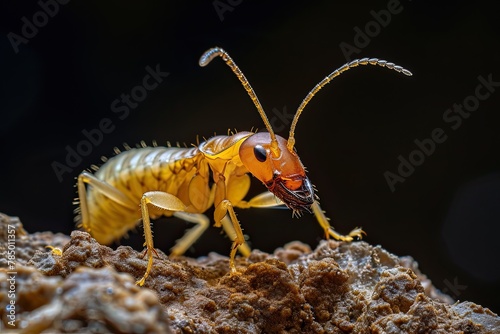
[81, 145, 201, 244]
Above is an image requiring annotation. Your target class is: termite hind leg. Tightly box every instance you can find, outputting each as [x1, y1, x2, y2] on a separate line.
[77, 171, 136, 233]
[214, 199, 245, 274]
[170, 212, 210, 256]
[137, 191, 187, 286]
[311, 201, 365, 242]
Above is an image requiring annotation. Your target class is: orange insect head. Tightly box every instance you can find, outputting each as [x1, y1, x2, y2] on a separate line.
[239, 132, 314, 213]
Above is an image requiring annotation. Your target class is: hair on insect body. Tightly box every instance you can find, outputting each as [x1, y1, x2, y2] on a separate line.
[74, 47, 412, 286]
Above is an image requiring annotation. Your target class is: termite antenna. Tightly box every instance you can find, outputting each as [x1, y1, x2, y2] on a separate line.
[287, 58, 412, 151]
[200, 47, 281, 157]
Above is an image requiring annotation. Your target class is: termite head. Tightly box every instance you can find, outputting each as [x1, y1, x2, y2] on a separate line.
[239, 132, 315, 213]
[200, 47, 412, 214]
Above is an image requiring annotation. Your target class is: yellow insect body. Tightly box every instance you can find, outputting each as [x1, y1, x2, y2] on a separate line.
[77, 131, 255, 249]
[78, 145, 203, 245]
[76, 47, 411, 286]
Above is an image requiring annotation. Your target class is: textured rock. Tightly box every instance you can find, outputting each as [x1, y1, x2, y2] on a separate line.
[1, 213, 498, 333]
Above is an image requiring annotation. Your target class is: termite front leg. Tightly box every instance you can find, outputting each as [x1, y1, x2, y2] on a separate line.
[213, 174, 246, 274]
[311, 201, 365, 241]
[237, 191, 364, 242]
[237, 191, 285, 209]
[220, 215, 251, 257]
[214, 199, 245, 273]
[138, 191, 187, 286]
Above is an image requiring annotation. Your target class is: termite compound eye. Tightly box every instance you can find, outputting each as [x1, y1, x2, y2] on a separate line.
[253, 145, 267, 162]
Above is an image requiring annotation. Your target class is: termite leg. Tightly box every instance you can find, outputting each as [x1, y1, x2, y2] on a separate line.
[138, 191, 187, 286]
[170, 212, 210, 256]
[77, 172, 136, 232]
[237, 191, 285, 209]
[220, 215, 251, 257]
[219, 191, 284, 258]
[311, 201, 365, 241]
[171, 211, 250, 263]
[214, 199, 245, 274]
[238, 192, 364, 243]
[46, 245, 62, 256]
[213, 171, 249, 271]
[170, 213, 249, 259]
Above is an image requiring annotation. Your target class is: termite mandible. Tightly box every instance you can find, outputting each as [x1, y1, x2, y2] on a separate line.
[74, 47, 412, 286]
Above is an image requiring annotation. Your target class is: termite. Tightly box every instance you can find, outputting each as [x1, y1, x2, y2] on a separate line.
[75, 47, 412, 286]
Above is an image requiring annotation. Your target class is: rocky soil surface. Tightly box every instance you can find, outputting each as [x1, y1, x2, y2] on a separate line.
[1, 212, 499, 333]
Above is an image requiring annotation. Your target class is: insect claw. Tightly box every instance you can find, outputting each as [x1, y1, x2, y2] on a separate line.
[46, 245, 63, 256]
[326, 226, 365, 242]
[140, 247, 159, 258]
[350, 227, 367, 240]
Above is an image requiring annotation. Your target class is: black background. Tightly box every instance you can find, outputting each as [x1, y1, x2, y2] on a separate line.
[1, 1, 499, 314]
